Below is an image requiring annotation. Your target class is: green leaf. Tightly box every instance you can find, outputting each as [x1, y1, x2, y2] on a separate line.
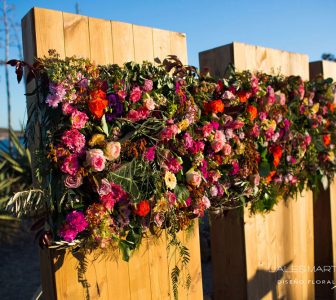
[259, 160, 271, 177]
[119, 240, 132, 262]
[174, 185, 190, 204]
[101, 115, 109, 136]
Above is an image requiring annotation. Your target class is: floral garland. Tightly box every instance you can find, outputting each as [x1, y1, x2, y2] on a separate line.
[8, 51, 336, 298]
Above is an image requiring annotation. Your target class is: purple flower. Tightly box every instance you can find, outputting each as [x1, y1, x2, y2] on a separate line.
[59, 210, 88, 242]
[105, 93, 124, 122]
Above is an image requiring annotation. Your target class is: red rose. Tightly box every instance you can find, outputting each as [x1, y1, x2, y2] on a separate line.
[88, 89, 108, 119]
[135, 200, 150, 217]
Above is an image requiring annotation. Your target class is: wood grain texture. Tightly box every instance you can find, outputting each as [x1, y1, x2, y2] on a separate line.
[133, 24, 154, 63]
[63, 12, 90, 58]
[200, 42, 313, 300]
[331, 179, 336, 300]
[23, 8, 198, 300]
[88, 17, 114, 65]
[111, 21, 134, 65]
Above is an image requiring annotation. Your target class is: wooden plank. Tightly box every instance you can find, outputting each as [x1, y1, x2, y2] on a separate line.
[63, 12, 90, 58]
[153, 28, 171, 62]
[170, 31, 188, 65]
[53, 250, 85, 299]
[210, 209, 247, 300]
[111, 21, 134, 65]
[88, 17, 114, 65]
[39, 249, 56, 300]
[133, 25, 154, 63]
[33, 8, 65, 58]
[148, 233, 171, 300]
[105, 253, 131, 300]
[321, 60, 336, 80]
[185, 220, 203, 300]
[128, 239, 152, 300]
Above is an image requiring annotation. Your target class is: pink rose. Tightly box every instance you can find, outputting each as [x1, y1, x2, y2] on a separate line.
[100, 193, 116, 211]
[304, 134, 311, 146]
[144, 97, 156, 110]
[186, 170, 202, 187]
[64, 174, 83, 188]
[86, 149, 106, 172]
[130, 86, 142, 103]
[61, 129, 86, 153]
[212, 140, 225, 153]
[104, 142, 121, 161]
[143, 79, 153, 92]
[62, 102, 75, 115]
[71, 110, 89, 129]
[222, 143, 232, 155]
[61, 154, 79, 176]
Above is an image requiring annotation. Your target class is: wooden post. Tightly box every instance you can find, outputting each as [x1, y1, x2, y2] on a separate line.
[310, 60, 336, 300]
[200, 42, 314, 300]
[21, 7, 202, 300]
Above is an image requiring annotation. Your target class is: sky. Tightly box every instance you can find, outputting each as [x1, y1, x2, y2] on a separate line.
[1, 0, 336, 130]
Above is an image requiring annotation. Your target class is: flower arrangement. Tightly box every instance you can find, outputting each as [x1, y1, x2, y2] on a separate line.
[7, 51, 336, 298]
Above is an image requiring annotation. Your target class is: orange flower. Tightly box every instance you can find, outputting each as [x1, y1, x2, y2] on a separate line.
[271, 145, 283, 167]
[327, 103, 335, 113]
[247, 105, 258, 121]
[266, 170, 276, 184]
[88, 89, 108, 119]
[204, 99, 224, 114]
[323, 134, 331, 146]
[237, 90, 251, 103]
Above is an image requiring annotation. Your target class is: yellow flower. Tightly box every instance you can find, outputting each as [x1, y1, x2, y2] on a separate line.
[178, 119, 190, 131]
[303, 97, 309, 105]
[262, 119, 276, 131]
[328, 151, 335, 162]
[88, 134, 105, 147]
[165, 171, 177, 190]
[154, 196, 169, 213]
[311, 103, 320, 114]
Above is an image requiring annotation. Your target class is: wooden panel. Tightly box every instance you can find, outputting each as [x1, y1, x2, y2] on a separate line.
[170, 32, 188, 65]
[105, 254, 131, 300]
[63, 12, 90, 58]
[88, 17, 114, 65]
[153, 28, 171, 62]
[321, 60, 336, 80]
[185, 220, 203, 300]
[210, 209, 247, 300]
[199, 44, 233, 78]
[34, 8, 65, 58]
[200, 43, 312, 300]
[111, 21, 134, 65]
[133, 25, 154, 63]
[148, 233, 171, 300]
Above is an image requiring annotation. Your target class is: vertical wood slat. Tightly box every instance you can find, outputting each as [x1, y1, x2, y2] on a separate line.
[22, 7, 201, 300]
[200, 42, 313, 300]
[310, 60, 336, 300]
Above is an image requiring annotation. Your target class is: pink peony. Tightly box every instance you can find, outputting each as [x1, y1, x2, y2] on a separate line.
[61, 154, 79, 176]
[143, 79, 153, 92]
[130, 86, 142, 103]
[160, 124, 179, 141]
[166, 157, 183, 174]
[64, 174, 83, 188]
[62, 102, 75, 115]
[231, 161, 240, 175]
[202, 123, 214, 138]
[267, 86, 276, 105]
[104, 142, 121, 161]
[86, 149, 106, 172]
[143, 146, 156, 161]
[100, 193, 117, 211]
[61, 129, 86, 153]
[186, 170, 202, 187]
[71, 110, 89, 129]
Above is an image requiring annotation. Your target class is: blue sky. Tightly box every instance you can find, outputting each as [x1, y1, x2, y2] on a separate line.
[1, 0, 336, 129]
